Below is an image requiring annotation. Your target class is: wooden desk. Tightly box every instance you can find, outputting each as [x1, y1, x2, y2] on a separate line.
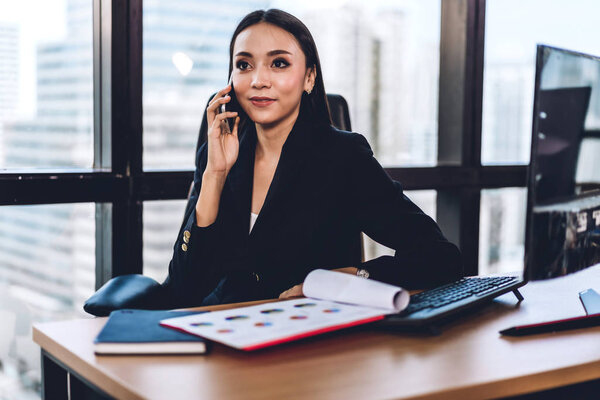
[33, 266, 600, 400]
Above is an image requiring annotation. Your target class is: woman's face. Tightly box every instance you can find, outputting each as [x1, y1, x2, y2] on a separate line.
[232, 22, 315, 128]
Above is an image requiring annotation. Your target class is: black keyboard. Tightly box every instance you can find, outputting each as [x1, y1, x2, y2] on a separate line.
[380, 275, 526, 329]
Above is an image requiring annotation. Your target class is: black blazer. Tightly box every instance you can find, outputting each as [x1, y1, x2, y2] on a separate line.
[161, 109, 463, 308]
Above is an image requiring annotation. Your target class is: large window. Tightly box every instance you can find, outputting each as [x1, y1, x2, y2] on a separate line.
[0, 0, 95, 399]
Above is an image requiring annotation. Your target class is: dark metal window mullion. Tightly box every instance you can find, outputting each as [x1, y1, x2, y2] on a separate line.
[94, 0, 144, 288]
[437, 0, 486, 276]
[113, 0, 144, 279]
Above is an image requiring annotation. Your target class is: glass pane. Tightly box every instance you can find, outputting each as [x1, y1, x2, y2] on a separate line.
[0, 203, 95, 399]
[482, 0, 600, 165]
[479, 188, 527, 275]
[288, 0, 440, 166]
[143, 199, 188, 284]
[143, 0, 440, 169]
[0, 0, 94, 169]
[363, 190, 437, 261]
[142, 0, 267, 169]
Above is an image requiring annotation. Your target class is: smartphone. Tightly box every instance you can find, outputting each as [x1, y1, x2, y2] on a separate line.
[219, 75, 234, 134]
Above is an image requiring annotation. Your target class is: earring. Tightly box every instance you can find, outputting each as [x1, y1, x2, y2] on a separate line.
[306, 88, 312, 95]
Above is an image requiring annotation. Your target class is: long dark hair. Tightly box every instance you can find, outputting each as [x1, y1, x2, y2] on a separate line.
[226, 9, 332, 131]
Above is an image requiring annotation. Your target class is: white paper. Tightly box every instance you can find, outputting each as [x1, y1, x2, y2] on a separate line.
[303, 269, 410, 312]
[160, 298, 386, 350]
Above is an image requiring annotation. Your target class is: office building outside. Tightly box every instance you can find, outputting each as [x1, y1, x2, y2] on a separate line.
[0, 22, 19, 164]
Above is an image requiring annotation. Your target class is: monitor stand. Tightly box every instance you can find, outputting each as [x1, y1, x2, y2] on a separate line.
[579, 288, 600, 315]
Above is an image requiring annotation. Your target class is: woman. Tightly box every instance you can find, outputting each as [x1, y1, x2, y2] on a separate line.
[161, 8, 463, 308]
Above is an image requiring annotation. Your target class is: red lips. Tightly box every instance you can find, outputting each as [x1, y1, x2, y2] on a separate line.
[250, 96, 276, 107]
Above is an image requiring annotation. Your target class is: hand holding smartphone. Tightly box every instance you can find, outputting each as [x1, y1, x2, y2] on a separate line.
[203, 75, 239, 176]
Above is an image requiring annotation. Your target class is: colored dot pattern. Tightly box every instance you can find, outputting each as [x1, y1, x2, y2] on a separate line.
[190, 322, 213, 327]
[260, 308, 285, 314]
[225, 315, 249, 321]
[184, 303, 348, 336]
[294, 303, 317, 308]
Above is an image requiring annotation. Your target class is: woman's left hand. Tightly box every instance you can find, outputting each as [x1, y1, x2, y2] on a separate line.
[278, 267, 359, 299]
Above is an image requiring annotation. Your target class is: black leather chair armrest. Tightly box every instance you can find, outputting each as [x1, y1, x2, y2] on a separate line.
[83, 274, 167, 317]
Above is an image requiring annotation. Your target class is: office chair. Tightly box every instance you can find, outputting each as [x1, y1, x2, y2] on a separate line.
[84, 94, 357, 317]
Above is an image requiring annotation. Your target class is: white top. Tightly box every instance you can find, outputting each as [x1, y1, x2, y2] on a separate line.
[250, 212, 258, 233]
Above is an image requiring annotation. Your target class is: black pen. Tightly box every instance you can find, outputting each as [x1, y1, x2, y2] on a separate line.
[500, 313, 600, 336]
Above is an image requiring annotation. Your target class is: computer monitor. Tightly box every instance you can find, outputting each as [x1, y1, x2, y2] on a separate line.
[525, 45, 600, 282]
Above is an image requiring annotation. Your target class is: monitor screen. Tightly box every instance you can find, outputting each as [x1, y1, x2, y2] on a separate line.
[525, 45, 600, 280]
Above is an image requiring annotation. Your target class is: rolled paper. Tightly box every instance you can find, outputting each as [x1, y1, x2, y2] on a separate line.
[303, 269, 409, 312]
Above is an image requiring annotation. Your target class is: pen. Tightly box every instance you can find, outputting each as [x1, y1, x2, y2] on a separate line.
[499, 312, 600, 336]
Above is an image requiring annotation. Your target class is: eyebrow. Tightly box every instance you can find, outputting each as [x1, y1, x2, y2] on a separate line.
[234, 49, 293, 58]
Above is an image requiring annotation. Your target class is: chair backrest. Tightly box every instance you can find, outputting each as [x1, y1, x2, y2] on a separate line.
[325, 93, 352, 131]
[189, 93, 364, 262]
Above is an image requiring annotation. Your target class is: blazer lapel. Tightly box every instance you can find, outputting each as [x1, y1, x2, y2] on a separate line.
[224, 109, 318, 237]
[250, 111, 315, 237]
[225, 122, 257, 232]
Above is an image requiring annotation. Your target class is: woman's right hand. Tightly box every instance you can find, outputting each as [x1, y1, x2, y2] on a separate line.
[205, 84, 241, 177]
